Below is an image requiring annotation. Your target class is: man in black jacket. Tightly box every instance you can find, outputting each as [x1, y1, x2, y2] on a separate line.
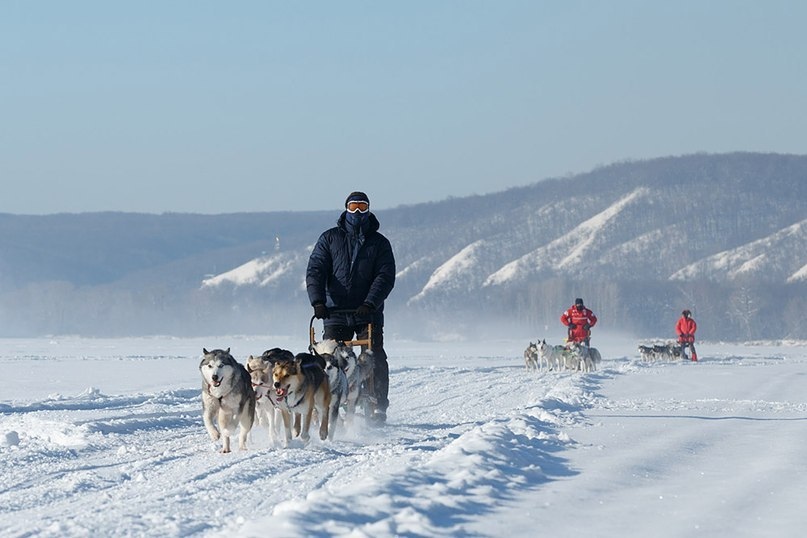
[306, 191, 396, 424]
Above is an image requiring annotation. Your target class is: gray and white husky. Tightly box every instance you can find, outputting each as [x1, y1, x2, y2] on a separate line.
[538, 339, 563, 371]
[312, 339, 350, 439]
[354, 349, 377, 418]
[200, 348, 256, 453]
[566, 342, 601, 372]
[588, 346, 603, 368]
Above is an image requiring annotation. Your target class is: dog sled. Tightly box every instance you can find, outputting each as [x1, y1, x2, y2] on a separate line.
[308, 310, 377, 420]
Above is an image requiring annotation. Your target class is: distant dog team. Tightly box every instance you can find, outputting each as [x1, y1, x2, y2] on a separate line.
[638, 342, 683, 361]
[523, 339, 602, 373]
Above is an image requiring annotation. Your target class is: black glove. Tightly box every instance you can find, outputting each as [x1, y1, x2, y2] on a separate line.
[568, 323, 577, 330]
[583, 323, 590, 331]
[355, 303, 374, 317]
[313, 303, 329, 319]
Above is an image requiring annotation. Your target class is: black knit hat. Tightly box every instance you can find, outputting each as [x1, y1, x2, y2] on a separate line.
[345, 191, 369, 208]
[575, 298, 584, 306]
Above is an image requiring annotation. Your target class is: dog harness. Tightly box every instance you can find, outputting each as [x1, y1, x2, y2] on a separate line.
[251, 381, 278, 406]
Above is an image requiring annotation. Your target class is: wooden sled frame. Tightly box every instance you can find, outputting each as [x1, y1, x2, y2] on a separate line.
[309, 312, 373, 350]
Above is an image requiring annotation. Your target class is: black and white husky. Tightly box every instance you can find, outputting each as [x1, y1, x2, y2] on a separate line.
[524, 342, 539, 370]
[199, 348, 256, 453]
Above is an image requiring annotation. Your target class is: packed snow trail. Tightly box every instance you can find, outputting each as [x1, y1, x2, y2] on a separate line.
[1, 337, 806, 537]
[0, 339, 583, 537]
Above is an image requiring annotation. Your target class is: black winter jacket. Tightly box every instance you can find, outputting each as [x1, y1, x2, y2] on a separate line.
[306, 212, 396, 326]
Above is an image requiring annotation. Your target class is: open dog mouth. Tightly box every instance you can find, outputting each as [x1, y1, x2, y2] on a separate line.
[211, 379, 222, 387]
[275, 386, 288, 401]
[252, 382, 266, 399]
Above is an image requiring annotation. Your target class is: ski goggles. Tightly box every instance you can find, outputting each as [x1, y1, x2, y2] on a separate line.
[346, 201, 369, 213]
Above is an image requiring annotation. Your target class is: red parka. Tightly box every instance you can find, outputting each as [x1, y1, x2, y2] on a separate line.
[676, 316, 697, 344]
[560, 305, 597, 343]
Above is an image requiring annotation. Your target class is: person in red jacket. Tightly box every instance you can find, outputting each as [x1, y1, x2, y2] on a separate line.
[560, 298, 597, 346]
[676, 309, 698, 361]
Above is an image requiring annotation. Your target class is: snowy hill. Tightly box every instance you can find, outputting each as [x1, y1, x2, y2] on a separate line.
[192, 153, 807, 339]
[483, 188, 650, 286]
[201, 250, 308, 290]
[202, 154, 806, 297]
[1, 152, 806, 339]
[670, 218, 807, 283]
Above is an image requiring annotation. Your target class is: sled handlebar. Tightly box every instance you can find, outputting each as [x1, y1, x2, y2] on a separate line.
[308, 313, 373, 350]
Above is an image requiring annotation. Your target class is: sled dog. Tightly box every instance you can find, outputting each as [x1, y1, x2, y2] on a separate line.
[354, 348, 377, 418]
[311, 340, 350, 440]
[524, 342, 539, 370]
[316, 340, 376, 421]
[559, 344, 580, 371]
[588, 346, 602, 368]
[272, 352, 330, 445]
[200, 348, 256, 453]
[246, 348, 293, 445]
[322, 340, 366, 424]
[668, 343, 683, 360]
[538, 339, 563, 371]
[567, 342, 595, 372]
[654, 344, 673, 360]
[638, 344, 655, 361]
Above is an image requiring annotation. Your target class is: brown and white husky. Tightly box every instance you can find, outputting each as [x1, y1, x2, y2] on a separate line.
[272, 352, 330, 445]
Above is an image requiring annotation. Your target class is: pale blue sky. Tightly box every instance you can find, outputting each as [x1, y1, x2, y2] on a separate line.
[2, 1, 805, 214]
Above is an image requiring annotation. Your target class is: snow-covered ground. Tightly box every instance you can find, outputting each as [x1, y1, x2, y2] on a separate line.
[1, 333, 806, 537]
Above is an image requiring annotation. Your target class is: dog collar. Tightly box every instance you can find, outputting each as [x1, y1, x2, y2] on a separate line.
[287, 390, 306, 409]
